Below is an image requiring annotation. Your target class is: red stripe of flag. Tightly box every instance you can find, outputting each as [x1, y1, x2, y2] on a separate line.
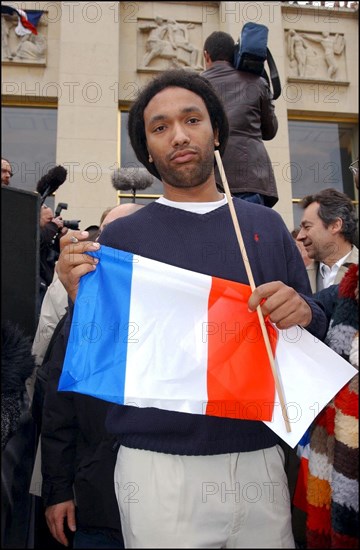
[206, 276, 276, 421]
[19, 14, 37, 34]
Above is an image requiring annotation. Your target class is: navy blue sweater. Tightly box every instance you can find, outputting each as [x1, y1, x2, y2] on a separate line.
[99, 199, 327, 454]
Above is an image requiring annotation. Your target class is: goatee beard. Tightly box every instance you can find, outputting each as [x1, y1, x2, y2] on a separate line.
[153, 138, 215, 189]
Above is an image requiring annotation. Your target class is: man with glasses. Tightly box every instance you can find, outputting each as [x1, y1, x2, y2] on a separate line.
[1, 158, 13, 186]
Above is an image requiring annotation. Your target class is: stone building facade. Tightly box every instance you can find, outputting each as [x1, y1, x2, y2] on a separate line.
[1, 1, 359, 229]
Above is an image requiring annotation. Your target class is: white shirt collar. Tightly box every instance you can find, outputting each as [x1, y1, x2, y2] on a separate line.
[318, 249, 353, 288]
[156, 195, 227, 214]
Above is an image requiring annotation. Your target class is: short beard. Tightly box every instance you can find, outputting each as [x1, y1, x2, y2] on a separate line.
[152, 136, 215, 189]
[315, 241, 340, 263]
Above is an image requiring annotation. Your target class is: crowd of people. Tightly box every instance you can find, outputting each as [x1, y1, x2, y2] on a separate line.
[1, 28, 359, 550]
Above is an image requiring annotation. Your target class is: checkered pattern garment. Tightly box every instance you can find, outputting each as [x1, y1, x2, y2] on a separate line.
[306, 264, 359, 548]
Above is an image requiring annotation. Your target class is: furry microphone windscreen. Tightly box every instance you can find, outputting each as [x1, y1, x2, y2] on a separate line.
[36, 165, 68, 197]
[111, 167, 155, 191]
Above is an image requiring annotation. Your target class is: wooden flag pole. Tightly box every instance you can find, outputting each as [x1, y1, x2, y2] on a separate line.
[214, 151, 291, 433]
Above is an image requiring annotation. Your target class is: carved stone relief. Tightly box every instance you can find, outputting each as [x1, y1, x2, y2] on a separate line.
[1, 14, 47, 65]
[137, 17, 203, 71]
[285, 29, 346, 81]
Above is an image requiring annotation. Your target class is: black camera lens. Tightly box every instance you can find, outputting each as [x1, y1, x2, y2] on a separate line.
[63, 220, 80, 230]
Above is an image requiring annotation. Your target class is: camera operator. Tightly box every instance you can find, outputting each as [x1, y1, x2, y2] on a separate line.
[39, 204, 68, 308]
[202, 31, 279, 207]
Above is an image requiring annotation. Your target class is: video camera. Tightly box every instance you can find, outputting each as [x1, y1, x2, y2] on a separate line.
[55, 202, 81, 230]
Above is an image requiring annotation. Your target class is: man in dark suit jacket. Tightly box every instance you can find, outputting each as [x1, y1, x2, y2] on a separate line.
[202, 31, 279, 207]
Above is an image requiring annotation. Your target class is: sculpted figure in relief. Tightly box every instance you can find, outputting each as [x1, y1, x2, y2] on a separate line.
[166, 19, 203, 69]
[287, 30, 308, 77]
[1, 17, 15, 60]
[1, 14, 47, 64]
[13, 32, 47, 62]
[139, 17, 202, 70]
[301, 31, 345, 80]
[139, 17, 173, 67]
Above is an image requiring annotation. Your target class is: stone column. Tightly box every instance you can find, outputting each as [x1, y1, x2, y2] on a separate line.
[55, 1, 120, 230]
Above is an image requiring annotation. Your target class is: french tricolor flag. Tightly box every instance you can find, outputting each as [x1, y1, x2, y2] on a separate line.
[59, 245, 358, 446]
[1, 5, 44, 36]
[59, 245, 277, 422]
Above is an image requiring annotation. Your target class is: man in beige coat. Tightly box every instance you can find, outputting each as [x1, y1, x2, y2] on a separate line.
[297, 187, 358, 292]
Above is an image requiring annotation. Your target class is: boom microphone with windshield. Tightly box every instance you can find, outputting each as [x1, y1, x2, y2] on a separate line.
[111, 167, 154, 202]
[36, 165, 68, 205]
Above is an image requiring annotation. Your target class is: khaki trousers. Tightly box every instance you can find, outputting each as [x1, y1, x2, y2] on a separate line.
[114, 445, 295, 548]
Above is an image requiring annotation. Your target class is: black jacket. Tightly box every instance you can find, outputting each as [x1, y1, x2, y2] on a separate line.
[202, 61, 279, 206]
[1, 321, 37, 548]
[40, 312, 123, 538]
[1, 320, 35, 449]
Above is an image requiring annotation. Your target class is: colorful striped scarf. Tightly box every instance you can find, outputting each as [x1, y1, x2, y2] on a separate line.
[306, 264, 359, 548]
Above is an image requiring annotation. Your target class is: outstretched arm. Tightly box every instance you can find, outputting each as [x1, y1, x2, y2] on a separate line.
[302, 33, 320, 43]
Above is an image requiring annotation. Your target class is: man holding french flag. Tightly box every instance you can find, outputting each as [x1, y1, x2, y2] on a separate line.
[50, 70, 329, 548]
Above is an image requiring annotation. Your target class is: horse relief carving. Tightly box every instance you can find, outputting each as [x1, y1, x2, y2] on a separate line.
[138, 17, 203, 71]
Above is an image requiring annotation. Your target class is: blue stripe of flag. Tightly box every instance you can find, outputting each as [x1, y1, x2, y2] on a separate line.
[25, 10, 44, 28]
[59, 246, 134, 404]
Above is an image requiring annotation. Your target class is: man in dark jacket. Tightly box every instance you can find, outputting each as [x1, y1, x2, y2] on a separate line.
[1, 321, 37, 548]
[38, 204, 145, 548]
[39, 204, 145, 548]
[40, 312, 124, 548]
[202, 31, 279, 207]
